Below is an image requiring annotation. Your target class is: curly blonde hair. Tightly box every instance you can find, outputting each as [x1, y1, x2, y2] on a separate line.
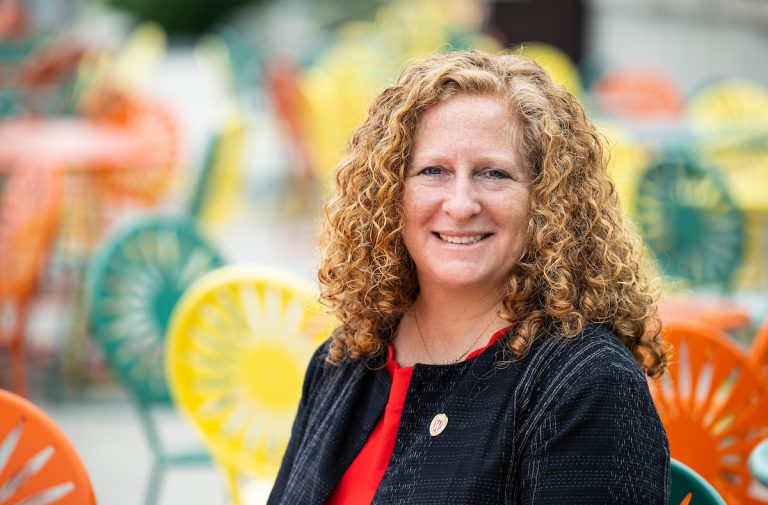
[318, 50, 668, 378]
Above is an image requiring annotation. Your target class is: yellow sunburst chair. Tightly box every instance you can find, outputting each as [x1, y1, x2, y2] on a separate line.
[165, 264, 336, 504]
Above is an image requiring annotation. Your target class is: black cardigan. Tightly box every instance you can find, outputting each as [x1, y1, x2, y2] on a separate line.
[268, 325, 670, 504]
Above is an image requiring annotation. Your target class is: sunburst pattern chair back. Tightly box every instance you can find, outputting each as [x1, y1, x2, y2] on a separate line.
[86, 216, 225, 504]
[634, 157, 744, 288]
[650, 319, 768, 504]
[165, 264, 335, 504]
[0, 389, 95, 504]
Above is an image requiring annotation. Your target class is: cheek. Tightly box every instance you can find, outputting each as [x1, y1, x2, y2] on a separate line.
[402, 187, 436, 227]
[514, 212, 532, 257]
[401, 186, 416, 224]
[401, 203, 416, 243]
[514, 208, 530, 236]
[400, 196, 420, 251]
[501, 199, 531, 247]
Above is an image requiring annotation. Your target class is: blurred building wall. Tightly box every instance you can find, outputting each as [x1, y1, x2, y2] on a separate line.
[489, 0, 586, 63]
[588, 1, 768, 91]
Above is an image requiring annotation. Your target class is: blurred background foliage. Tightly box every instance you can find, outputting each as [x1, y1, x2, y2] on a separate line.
[91, 0, 391, 38]
[95, 0, 257, 35]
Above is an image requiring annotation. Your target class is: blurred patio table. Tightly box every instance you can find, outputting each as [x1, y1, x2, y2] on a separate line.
[0, 116, 169, 170]
[0, 113, 176, 267]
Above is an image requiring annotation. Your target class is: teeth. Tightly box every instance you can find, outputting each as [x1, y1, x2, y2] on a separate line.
[438, 233, 486, 244]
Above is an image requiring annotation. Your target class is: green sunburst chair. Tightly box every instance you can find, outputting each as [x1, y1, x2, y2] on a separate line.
[633, 157, 745, 288]
[669, 459, 727, 505]
[86, 216, 225, 505]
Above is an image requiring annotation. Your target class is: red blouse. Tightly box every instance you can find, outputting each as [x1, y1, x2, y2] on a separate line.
[326, 326, 511, 504]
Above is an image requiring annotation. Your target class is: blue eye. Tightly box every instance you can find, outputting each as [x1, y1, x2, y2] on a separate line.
[485, 169, 511, 179]
[420, 166, 444, 176]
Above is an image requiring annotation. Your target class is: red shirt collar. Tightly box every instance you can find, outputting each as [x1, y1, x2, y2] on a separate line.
[386, 325, 512, 376]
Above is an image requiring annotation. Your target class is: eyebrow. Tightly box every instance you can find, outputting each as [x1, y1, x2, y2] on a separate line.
[410, 152, 522, 171]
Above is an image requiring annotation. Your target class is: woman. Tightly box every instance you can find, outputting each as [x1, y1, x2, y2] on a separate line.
[269, 51, 670, 504]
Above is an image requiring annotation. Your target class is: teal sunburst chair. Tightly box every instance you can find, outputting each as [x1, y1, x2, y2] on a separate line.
[86, 216, 225, 505]
[669, 459, 727, 505]
[633, 156, 745, 288]
[750, 439, 768, 488]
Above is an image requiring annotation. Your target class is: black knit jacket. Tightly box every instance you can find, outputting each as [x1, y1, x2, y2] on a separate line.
[268, 324, 670, 504]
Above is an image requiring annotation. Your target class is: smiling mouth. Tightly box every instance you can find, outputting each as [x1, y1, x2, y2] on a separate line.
[435, 232, 491, 245]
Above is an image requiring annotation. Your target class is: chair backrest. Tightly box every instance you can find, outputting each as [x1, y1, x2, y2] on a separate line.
[597, 122, 649, 216]
[87, 216, 225, 404]
[650, 319, 768, 504]
[594, 67, 684, 120]
[670, 458, 727, 505]
[750, 318, 768, 378]
[0, 168, 61, 301]
[0, 389, 95, 504]
[0, 168, 62, 394]
[633, 157, 745, 288]
[165, 264, 336, 501]
[514, 42, 584, 100]
[688, 79, 768, 141]
[686, 78, 768, 289]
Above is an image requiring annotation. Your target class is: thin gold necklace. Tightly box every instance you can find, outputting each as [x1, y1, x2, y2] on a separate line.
[411, 310, 498, 365]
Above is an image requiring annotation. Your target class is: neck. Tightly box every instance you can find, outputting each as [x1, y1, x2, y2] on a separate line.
[395, 285, 508, 366]
[418, 283, 501, 317]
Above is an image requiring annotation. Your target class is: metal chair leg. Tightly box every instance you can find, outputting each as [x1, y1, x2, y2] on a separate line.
[9, 298, 29, 396]
[144, 459, 164, 505]
[225, 466, 242, 505]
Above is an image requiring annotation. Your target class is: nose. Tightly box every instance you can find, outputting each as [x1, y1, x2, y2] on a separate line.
[442, 176, 481, 219]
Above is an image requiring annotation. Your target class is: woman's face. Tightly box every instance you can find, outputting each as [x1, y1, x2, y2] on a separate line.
[402, 93, 531, 295]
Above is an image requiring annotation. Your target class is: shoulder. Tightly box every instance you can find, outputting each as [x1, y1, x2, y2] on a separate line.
[304, 339, 332, 381]
[512, 324, 666, 439]
[304, 338, 380, 377]
[513, 324, 654, 422]
[512, 325, 670, 504]
[303, 339, 338, 393]
[301, 339, 377, 402]
[523, 324, 645, 385]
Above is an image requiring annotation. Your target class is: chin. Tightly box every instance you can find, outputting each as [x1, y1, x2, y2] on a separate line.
[430, 272, 500, 291]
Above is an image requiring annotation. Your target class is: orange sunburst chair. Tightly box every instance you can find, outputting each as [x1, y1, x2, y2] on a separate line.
[0, 388, 96, 504]
[0, 168, 62, 395]
[749, 318, 768, 378]
[594, 67, 684, 120]
[650, 319, 768, 504]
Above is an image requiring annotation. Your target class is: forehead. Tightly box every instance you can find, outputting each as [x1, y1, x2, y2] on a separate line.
[417, 93, 516, 135]
[422, 92, 510, 119]
[411, 93, 520, 158]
